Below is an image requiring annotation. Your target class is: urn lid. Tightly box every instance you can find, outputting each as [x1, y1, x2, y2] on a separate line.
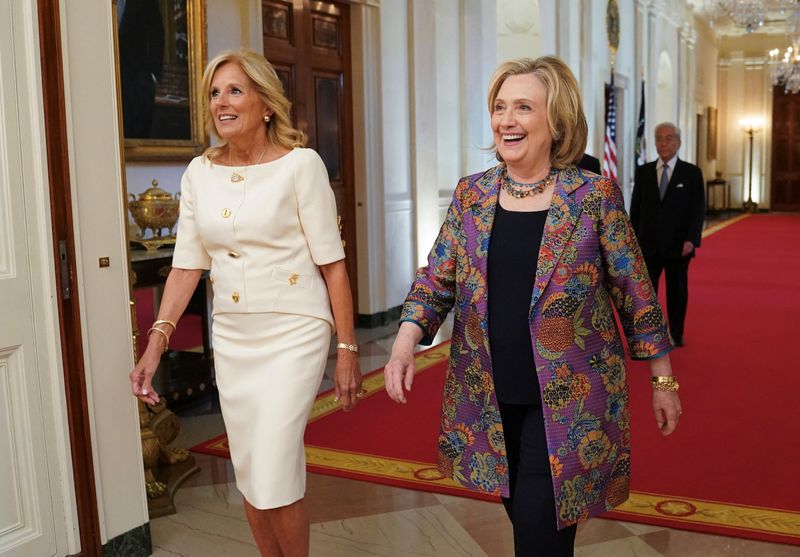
[136, 180, 174, 202]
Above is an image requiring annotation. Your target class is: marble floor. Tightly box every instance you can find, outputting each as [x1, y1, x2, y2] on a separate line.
[150, 314, 798, 556]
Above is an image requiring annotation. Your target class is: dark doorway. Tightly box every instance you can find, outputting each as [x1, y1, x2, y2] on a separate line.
[771, 86, 800, 211]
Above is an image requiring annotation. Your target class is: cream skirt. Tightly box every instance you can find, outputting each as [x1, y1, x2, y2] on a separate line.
[212, 312, 330, 509]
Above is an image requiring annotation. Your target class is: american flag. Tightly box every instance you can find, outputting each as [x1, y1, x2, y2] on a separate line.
[602, 75, 617, 182]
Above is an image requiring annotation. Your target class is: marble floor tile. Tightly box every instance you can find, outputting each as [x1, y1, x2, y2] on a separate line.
[310, 505, 488, 557]
[575, 535, 665, 557]
[640, 528, 800, 556]
[438, 497, 514, 556]
[150, 483, 258, 557]
[306, 473, 442, 523]
[616, 519, 669, 536]
[575, 518, 641, 547]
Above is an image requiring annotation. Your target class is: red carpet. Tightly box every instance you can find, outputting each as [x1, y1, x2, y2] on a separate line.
[607, 213, 800, 544]
[191, 214, 800, 545]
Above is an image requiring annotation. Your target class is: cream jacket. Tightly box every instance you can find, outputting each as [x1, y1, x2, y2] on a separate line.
[172, 148, 345, 330]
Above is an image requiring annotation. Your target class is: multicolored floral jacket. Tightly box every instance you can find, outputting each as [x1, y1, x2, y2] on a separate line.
[400, 164, 673, 529]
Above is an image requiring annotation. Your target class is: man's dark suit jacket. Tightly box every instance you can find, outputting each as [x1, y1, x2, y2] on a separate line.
[578, 154, 601, 174]
[630, 159, 705, 260]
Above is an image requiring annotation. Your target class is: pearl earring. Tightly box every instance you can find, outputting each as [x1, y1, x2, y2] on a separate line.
[264, 115, 271, 123]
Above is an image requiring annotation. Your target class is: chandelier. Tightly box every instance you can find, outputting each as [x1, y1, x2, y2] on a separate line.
[769, 9, 800, 93]
[705, 0, 799, 33]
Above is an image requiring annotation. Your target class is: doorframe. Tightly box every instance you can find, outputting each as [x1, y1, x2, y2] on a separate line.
[37, 1, 102, 555]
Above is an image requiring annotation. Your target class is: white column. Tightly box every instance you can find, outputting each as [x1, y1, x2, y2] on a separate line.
[678, 23, 696, 161]
[350, 0, 388, 315]
[408, 0, 440, 265]
[647, 3, 658, 144]
[462, 0, 497, 175]
[634, 0, 649, 164]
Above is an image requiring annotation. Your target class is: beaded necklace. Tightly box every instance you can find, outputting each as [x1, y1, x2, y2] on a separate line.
[502, 168, 558, 199]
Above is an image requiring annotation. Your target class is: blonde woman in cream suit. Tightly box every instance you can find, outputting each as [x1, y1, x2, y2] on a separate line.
[130, 48, 363, 557]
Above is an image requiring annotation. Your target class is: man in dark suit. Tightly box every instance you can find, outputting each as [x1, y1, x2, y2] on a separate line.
[579, 153, 601, 174]
[631, 122, 705, 346]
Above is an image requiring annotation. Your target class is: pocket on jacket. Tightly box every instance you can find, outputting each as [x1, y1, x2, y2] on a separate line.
[270, 266, 315, 289]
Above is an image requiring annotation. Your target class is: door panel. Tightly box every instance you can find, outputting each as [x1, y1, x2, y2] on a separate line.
[0, 1, 59, 555]
[771, 86, 800, 210]
[263, 0, 357, 307]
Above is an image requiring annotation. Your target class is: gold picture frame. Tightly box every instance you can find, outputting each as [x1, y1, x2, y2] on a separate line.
[706, 106, 718, 161]
[117, 0, 208, 161]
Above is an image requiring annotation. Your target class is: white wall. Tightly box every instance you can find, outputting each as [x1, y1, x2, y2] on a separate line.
[496, 0, 542, 61]
[693, 14, 718, 182]
[718, 54, 771, 207]
[371, 0, 496, 311]
[716, 32, 777, 209]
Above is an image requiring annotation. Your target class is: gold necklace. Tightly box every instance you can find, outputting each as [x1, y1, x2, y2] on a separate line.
[502, 168, 557, 199]
[229, 144, 268, 183]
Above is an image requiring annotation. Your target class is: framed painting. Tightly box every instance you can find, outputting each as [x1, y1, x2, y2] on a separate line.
[115, 0, 207, 161]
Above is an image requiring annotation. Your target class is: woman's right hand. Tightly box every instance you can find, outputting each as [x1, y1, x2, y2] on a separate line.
[384, 322, 424, 403]
[130, 343, 163, 405]
[384, 346, 415, 404]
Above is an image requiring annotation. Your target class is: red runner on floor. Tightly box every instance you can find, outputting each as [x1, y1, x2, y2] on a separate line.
[607, 213, 800, 544]
[191, 214, 800, 545]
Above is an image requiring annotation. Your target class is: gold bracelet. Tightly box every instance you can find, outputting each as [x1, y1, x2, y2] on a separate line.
[651, 376, 679, 392]
[336, 342, 358, 353]
[147, 326, 170, 353]
[153, 319, 177, 332]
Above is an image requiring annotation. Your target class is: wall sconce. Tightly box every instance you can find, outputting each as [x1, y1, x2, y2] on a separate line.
[738, 118, 764, 212]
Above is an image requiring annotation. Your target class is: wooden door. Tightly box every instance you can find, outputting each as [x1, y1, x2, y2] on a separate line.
[262, 0, 358, 307]
[771, 86, 800, 211]
[0, 1, 66, 555]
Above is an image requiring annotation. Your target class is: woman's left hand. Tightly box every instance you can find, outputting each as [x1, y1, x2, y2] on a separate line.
[333, 349, 362, 411]
[652, 390, 682, 435]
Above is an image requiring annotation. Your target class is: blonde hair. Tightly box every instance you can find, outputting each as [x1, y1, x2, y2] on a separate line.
[487, 56, 588, 168]
[201, 48, 306, 161]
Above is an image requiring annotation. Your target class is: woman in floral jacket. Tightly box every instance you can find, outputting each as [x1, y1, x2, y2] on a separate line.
[384, 56, 682, 556]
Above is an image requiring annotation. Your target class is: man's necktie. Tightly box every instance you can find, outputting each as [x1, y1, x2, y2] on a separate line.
[658, 164, 670, 200]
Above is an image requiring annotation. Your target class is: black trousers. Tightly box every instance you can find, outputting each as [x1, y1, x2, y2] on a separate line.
[499, 403, 577, 557]
[645, 254, 691, 342]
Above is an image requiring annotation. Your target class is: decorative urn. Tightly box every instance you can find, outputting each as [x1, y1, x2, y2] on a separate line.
[129, 180, 180, 251]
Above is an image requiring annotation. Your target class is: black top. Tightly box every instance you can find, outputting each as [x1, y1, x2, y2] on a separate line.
[488, 202, 548, 405]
